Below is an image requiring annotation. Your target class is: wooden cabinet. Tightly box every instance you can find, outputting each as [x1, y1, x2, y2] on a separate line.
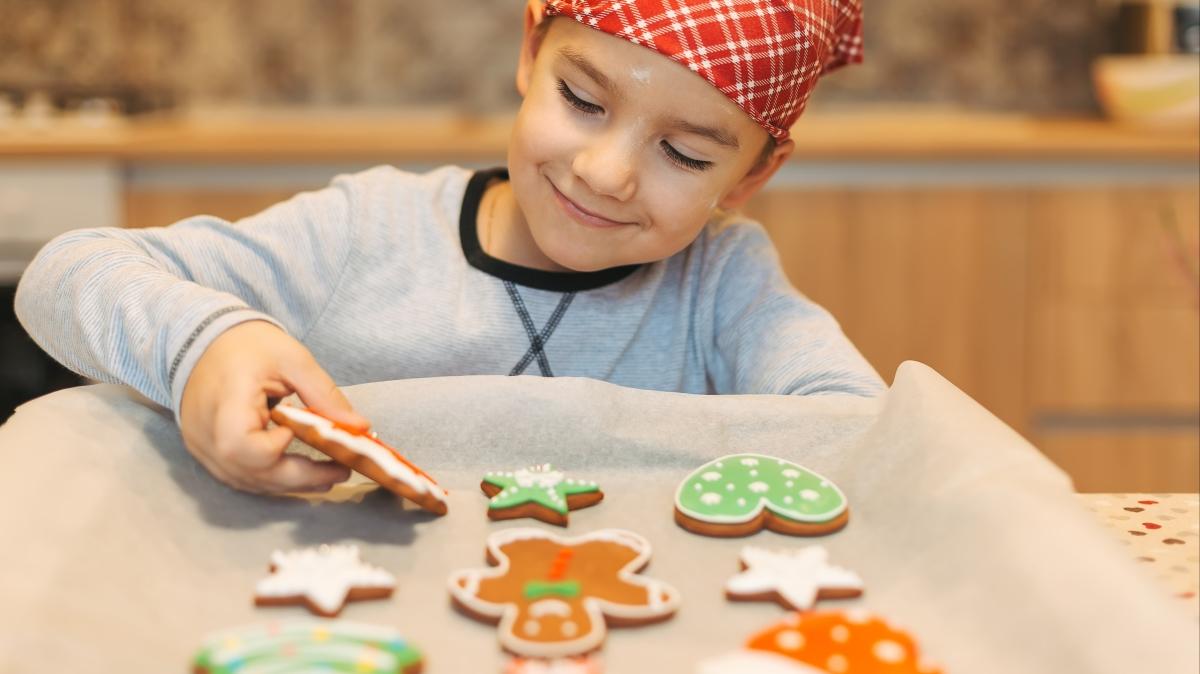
[744, 185, 1199, 492]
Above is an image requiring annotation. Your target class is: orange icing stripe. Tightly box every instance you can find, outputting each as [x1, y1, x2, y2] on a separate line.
[323, 413, 440, 485]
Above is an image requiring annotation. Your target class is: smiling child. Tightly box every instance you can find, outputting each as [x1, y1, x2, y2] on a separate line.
[15, 0, 880, 495]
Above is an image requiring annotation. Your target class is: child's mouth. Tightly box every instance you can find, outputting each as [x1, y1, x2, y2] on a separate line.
[549, 180, 632, 229]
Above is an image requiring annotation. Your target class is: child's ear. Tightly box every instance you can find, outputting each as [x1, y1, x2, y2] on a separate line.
[516, 0, 549, 97]
[718, 138, 795, 211]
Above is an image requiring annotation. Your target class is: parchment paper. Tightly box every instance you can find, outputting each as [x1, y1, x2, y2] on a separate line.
[0, 362, 1195, 673]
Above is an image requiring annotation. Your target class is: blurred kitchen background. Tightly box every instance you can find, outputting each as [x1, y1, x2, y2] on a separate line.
[0, 0, 1197, 491]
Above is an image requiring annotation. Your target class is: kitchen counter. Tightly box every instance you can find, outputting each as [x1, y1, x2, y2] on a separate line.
[0, 110, 1196, 162]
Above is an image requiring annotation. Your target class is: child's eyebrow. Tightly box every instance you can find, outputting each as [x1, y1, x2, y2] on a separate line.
[556, 46, 740, 151]
[558, 46, 618, 96]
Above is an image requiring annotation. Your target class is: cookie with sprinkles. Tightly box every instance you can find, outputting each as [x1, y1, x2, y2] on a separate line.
[192, 619, 423, 674]
[482, 464, 603, 526]
[674, 454, 849, 537]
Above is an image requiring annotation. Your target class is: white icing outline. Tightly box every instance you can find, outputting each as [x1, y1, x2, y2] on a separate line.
[674, 453, 847, 525]
[274, 404, 447, 504]
[446, 528, 681, 658]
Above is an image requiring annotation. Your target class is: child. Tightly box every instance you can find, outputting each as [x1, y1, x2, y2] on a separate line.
[15, 0, 880, 495]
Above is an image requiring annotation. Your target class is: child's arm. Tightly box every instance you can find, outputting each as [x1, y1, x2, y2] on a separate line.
[702, 221, 886, 397]
[15, 174, 370, 493]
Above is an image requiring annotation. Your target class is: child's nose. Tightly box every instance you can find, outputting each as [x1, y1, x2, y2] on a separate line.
[571, 136, 637, 203]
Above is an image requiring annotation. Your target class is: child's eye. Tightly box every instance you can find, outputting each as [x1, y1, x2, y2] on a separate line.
[660, 140, 712, 172]
[557, 79, 604, 115]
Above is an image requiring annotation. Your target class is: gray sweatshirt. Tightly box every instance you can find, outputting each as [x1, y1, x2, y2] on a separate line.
[15, 165, 883, 418]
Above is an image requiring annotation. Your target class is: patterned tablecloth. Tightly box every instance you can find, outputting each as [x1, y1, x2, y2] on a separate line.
[1080, 493, 1200, 618]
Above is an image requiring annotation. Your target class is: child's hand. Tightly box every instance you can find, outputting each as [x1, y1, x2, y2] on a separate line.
[179, 321, 367, 494]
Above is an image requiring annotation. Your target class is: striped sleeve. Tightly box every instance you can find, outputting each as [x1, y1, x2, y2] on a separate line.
[14, 174, 358, 415]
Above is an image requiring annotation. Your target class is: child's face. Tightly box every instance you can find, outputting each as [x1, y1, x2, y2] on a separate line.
[508, 16, 791, 273]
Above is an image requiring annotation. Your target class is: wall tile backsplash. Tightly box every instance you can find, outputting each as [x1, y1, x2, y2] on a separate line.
[0, 0, 1113, 114]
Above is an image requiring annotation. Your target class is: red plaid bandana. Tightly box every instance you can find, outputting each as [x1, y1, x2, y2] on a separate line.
[543, 0, 863, 140]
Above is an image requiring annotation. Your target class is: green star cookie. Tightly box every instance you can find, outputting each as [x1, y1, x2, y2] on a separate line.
[481, 464, 603, 526]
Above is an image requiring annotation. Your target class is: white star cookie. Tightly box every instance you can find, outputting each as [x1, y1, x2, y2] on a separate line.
[725, 546, 863, 610]
[255, 544, 395, 617]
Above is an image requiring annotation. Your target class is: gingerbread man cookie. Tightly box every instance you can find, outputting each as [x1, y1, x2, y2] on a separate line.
[447, 528, 681, 657]
[192, 619, 424, 674]
[726, 546, 863, 611]
[270, 404, 448, 515]
[696, 610, 941, 674]
[254, 545, 395, 617]
[675, 454, 849, 537]
[482, 464, 603, 526]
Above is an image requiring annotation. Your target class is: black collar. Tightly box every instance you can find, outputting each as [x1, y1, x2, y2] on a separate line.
[459, 167, 642, 292]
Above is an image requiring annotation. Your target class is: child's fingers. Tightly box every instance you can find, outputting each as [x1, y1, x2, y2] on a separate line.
[249, 455, 352, 494]
[279, 353, 370, 430]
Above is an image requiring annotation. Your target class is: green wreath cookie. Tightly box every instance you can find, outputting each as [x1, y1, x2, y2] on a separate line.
[674, 453, 849, 537]
[192, 619, 423, 673]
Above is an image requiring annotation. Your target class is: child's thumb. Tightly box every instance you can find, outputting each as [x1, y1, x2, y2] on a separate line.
[282, 357, 370, 431]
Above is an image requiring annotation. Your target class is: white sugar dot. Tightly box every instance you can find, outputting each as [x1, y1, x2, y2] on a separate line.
[523, 620, 541, 636]
[726, 483, 736, 491]
[715, 462, 724, 468]
[694, 483, 703, 491]
[775, 629, 805, 650]
[561, 620, 578, 637]
[737, 498, 746, 506]
[801, 489, 820, 501]
[782, 469, 800, 478]
[740, 457, 759, 466]
[785, 480, 795, 488]
[749, 469, 759, 476]
[748, 481, 770, 494]
[784, 496, 794, 504]
[700, 492, 722, 506]
[831, 625, 850, 643]
[874, 639, 906, 663]
[846, 609, 873, 624]
[701, 471, 722, 482]
[827, 654, 849, 673]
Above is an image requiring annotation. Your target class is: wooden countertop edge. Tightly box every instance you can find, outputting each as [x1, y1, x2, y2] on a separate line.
[0, 113, 1196, 162]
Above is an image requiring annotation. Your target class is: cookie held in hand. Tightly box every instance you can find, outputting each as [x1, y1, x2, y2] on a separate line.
[192, 619, 424, 674]
[270, 403, 448, 515]
[674, 454, 848, 537]
[447, 528, 681, 658]
[254, 545, 395, 617]
[725, 546, 863, 611]
[482, 464, 603, 526]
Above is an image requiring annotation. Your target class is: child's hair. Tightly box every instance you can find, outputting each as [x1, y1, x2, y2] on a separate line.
[540, 0, 864, 141]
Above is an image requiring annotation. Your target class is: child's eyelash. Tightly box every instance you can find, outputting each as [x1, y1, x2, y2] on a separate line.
[661, 141, 712, 172]
[557, 79, 603, 114]
[556, 78, 711, 172]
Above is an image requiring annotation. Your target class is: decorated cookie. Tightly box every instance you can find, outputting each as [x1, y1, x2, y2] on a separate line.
[504, 655, 604, 673]
[696, 611, 941, 674]
[674, 454, 848, 537]
[255, 545, 395, 617]
[726, 546, 863, 611]
[270, 404, 448, 515]
[192, 619, 423, 674]
[482, 464, 603, 526]
[447, 528, 681, 658]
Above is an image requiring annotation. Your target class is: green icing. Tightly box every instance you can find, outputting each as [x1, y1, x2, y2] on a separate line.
[483, 464, 600, 515]
[192, 620, 422, 673]
[674, 453, 846, 524]
[523, 579, 582, 599]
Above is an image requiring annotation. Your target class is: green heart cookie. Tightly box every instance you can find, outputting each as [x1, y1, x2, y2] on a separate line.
[674, 453, 848, 536]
